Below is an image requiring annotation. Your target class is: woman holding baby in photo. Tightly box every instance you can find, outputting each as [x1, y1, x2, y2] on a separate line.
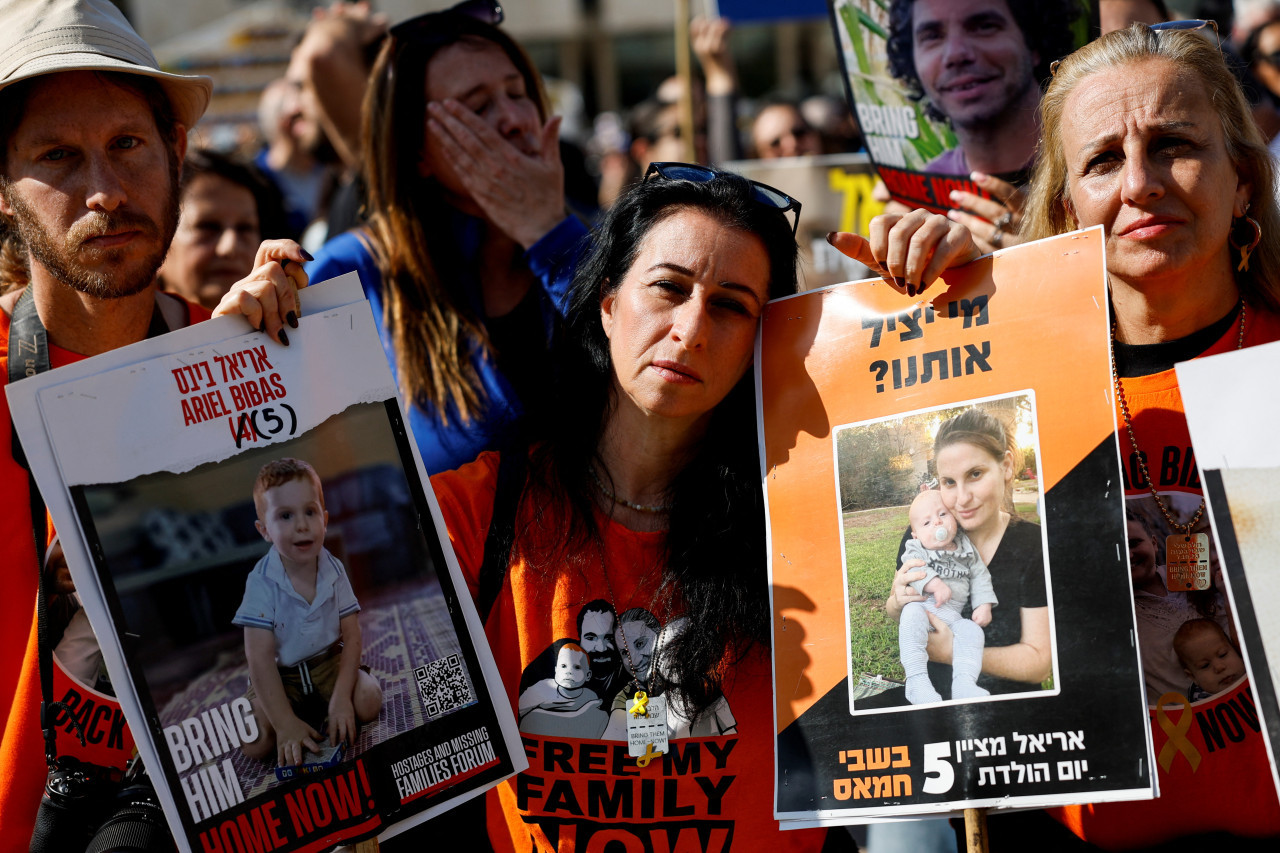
[862, 406, 1051, 707]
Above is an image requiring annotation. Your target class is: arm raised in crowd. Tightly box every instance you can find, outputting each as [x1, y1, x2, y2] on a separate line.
[288, 1, 387, 171]
[692, 16, 742, 163]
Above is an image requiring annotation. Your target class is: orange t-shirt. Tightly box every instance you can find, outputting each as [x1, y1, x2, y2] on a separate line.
[1052, 304, 1280, 848]
[431, 452, 829, 852]
[0, 295, 209, 851]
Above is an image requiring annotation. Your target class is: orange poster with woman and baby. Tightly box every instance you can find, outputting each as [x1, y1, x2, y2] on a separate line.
[759, 227, 1155, 822]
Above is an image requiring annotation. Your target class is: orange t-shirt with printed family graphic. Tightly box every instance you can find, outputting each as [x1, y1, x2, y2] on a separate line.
[432, 451, 829, 853]
[1052, 304, 1280, 848]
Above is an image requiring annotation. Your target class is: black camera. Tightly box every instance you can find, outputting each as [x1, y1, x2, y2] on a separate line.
[30, 755, 172, 853]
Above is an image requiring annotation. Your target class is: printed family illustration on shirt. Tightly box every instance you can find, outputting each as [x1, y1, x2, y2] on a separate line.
[516, 600, 737, 740]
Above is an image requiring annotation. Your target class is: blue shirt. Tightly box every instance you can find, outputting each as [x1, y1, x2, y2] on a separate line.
[306, 214, 587, 474]
[232, 546, 359, 667]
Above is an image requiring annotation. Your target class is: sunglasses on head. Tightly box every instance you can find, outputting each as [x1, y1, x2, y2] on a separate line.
[1149, 18, 1220, 46]
[390, 0, 503, 40]
[1050, 19, 1221, 77]
[643, 162, 802, 236]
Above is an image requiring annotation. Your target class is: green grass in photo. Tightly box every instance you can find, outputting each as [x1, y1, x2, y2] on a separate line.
[844, 505, 909, 681]
[844, 484, 1042, 682]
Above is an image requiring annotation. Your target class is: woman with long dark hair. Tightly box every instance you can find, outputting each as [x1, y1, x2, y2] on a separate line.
[429, 165, 833, 849]
[306, 4, 585, 474]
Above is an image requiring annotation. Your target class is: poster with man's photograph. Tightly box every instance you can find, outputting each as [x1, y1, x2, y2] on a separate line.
[9, 277, 524, 852]
[759, 228, 1153, 822]
[1178, 344, 1280, 801]
[828, 0, 1094, 211]
[834, 392, 1056, 714]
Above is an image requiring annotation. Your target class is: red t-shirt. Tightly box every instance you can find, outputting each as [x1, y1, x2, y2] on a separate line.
[0, 293, 209, 850]
[432, 452, 829, 852]
[1052, 304, 1280, 847]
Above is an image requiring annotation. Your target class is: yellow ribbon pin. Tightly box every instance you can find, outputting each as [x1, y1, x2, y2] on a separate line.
[629, 690, 649, 717]
[636, 742, 663, 767]
[1155, 692, 1202, 773]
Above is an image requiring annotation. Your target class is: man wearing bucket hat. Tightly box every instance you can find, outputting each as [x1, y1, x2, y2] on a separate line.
[0, 1, 308, 844]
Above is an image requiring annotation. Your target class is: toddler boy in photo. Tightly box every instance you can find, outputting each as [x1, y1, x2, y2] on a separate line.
[899, 489, 997, 704]
[234, 458, 382, 766]
[1173, 618, 1247, 701]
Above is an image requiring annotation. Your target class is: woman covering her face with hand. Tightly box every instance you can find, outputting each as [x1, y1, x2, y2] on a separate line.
[831, 22, 1280, 851]
[306, 4, 586, 475]
[428, 166, 841, 850]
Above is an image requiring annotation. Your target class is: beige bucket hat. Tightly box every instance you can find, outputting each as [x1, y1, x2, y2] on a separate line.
[0, 0, 212, 128]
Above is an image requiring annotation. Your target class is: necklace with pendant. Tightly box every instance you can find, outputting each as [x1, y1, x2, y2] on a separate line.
[598, 544, 669, 764]
[589, 464, 673, 514]
[1111, 302, 1245, 591]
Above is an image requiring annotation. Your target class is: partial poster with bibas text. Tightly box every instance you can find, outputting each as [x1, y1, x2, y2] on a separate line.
[8, 275, 524, 851]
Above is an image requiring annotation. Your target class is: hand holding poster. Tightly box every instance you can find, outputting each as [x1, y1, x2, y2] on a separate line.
[828, 0, 1092, 212]
[8, 276, 524, 850]
[759, 228, 1153, 821]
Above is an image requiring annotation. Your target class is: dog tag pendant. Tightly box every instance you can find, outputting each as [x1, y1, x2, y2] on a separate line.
[626, 692, 668, 759]
[1166, 532, 1210, 591]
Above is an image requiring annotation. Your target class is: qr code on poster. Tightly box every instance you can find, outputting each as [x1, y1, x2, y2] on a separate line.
[415, 654, 476, 719]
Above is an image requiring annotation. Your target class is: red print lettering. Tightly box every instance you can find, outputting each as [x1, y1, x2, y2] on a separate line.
[215, 353, 245, 382]
[284, 788, 312, 834]
[198, 801, 288, 853]
[228, 376, 287, 413]
[171, 366, 195, 395]
[246, 345, 273, 374]
[927, 175, 980, 207]
[196, 360, 216, 388]
[879, 169, 931, 206]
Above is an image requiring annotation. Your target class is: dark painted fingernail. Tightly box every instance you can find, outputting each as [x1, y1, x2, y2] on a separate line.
[286, 311, 299, 329]
[300, 248, 314, 262]
[278, 329, 290, 347]
[257, 318, 266, 334]
[894, 276, 906, 291]
[825, 231, 838, 246]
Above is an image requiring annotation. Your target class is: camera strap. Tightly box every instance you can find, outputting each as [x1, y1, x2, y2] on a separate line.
[8, 286, 169, 766]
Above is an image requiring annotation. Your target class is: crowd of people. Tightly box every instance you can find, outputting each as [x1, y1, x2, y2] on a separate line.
[3, 0, 1280, 851]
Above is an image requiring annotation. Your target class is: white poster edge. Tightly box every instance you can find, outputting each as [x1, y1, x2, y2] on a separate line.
[8, 272, 526, 850]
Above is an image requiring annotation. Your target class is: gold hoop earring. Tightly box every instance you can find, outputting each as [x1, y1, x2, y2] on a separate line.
[1231, 215, 1262, 272]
